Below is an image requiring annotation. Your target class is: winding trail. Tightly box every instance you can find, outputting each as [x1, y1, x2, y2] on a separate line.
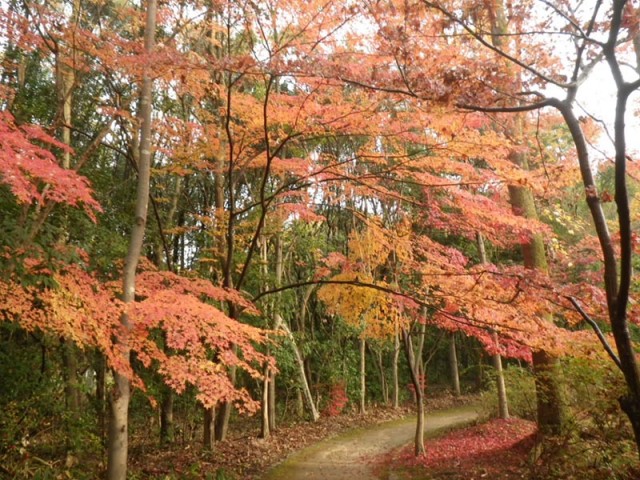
[261, 404, 479, 480]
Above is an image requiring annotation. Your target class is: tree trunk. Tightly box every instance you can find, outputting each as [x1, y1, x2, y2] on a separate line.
[402, 327, 425, 456]
[269, 234, 283, 432]
[449, 333, 461, 397]
[203, 407, 215, 450]
[393, 330, 400, 408]
[489, 0, 563, 436]
[56, 1, 80, 418]
[277, 314, 320, 421]
[477, 232, 509, 418]
[415, 322, 426, 394]
[95, 351, 106, 442]
[62, 339, 80, 411]
[160, 387, 174, 445]
[268, 368, 276, 431]
[106, 1, 157, 477]
[493, 332, 509, 420]
[260, 363, 270, 439]
[359, 337, 366, 414]
[107, 373, 130, 480]
[259, 236, 271, 439]
[295, 388, 304, 418]
[376, 348, 389, 405]
[532, 350, 562, 431]
[214, 367, 235, 441]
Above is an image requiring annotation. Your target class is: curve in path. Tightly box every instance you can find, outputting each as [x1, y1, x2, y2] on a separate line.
[261, 404, 479, 480]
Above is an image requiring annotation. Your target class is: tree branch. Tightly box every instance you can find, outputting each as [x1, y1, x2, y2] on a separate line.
[456, 98, 556, 113]
[567, 296, 622, 371]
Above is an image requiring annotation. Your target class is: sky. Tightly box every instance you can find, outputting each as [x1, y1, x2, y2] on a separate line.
[577, 63, 640, 160]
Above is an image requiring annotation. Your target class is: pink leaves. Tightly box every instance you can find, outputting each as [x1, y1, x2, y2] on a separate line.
[1, 260, 269, 413]
[394, 418, 537, 474]
[0, 111, 101, 220]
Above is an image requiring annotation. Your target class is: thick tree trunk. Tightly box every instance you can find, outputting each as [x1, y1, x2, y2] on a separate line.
[514, 202, 563, 433]
[107, 373, 130, 480]
[449, 334, 461, 397]
[618, 20, 640, 458]
[532, 350, 562, 431]
[214, 369, 235, 441]
[62, 339, 80, 411]
[106, 1, 156, 477]
[295, 388, 304, 418]
[160, 387, 174, 445]
[203, 407, 215, 450]
[488, 0, 563, 436]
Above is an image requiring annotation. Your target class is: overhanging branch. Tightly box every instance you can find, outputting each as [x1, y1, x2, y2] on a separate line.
[567, 296, 622, 371]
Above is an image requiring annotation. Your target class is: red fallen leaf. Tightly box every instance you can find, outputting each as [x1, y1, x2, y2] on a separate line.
[387, 417, 537, 479]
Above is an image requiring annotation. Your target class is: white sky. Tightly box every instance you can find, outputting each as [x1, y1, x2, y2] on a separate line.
[576, 62, 640, 160]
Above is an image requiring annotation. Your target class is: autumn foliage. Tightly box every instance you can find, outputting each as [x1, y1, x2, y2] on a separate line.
[2, 0, 640, 476]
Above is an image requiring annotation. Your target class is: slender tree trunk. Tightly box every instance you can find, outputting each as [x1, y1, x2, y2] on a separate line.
[259, 236, 271, 439]
[449, 334, 461, 397]
[402, 326, 425, 456]
[415, 322, 426, 393]
[106, 1, 156, 478]
[269, 234, 283, 432]
[359, 337, 366, 414]
[477, 232, 509, 418]
[277, 314, 319, 421]
[95, 351, 106, 442]
[376, 348, 389, 405]
[393, 330, 400, 408]
[157, 178, 183, 445]
[260, 363, 270, 439]
[268, 366, 276, 431]
[493, 332, 509, 419]
[56, 3, 81, 417]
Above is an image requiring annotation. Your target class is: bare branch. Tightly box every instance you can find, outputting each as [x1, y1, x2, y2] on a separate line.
[568, 296, 622, 371]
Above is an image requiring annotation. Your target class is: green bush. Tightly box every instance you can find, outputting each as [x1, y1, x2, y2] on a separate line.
[531, 357, 636, 480]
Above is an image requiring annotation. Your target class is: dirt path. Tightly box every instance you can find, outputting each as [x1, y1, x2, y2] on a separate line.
[261, 404, 479, 480]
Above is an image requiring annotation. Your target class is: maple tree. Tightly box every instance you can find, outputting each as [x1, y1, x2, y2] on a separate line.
[2, 0, 640, 476]
[412, 0, 640, 457]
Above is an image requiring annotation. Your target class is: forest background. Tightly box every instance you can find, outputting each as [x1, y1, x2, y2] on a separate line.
[2, 0, 640, 478]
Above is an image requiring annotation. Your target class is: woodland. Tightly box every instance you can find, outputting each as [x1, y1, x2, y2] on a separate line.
[1, 0, 640, 478]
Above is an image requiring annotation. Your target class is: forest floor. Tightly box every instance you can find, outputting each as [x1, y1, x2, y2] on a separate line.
[261, 403, 480, 480]
[379, 416, 538, 480]
[130, 393, 521, 479]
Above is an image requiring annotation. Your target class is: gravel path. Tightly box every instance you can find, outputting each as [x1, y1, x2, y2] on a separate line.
[261, 404, 479, 480]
